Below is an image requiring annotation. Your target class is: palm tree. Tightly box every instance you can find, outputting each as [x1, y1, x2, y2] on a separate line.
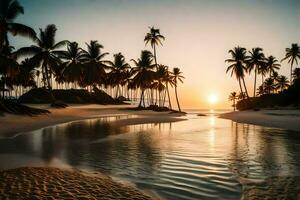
[292, 68, 300, 81]
[80, 40, 109, 88]
[0, 45, 19, 98]
[264, 78, 275, 94]
[276, 75, 289, 92]
[172, 67, 184, 112]
[163, 66, 174, 110]
[247, 47, 265, 97]
[265, 56, 280, 77]
[282, 43, 300, 82]
[59, 42, 85, 86]
[226, 47, 249, 98]
[229, 92, 237, 111]
[106, 53, 130, 98]
[131, 50, 156, 107]
[15, 24, 68, 90]
[0, 0, 36, 47]
[144, 26, 165, 69]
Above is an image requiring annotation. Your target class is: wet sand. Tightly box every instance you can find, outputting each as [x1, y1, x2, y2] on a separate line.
[219, 110, 300, 132]
[0, 104, 185, 137]
[0, 167, 154, 200]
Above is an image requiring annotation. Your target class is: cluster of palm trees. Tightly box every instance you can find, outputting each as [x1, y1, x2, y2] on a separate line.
[226, 45, 300, 110]
[0, 0, 184, 112]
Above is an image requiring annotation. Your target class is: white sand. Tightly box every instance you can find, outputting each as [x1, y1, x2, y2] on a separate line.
[0, 104, 185, 137]
[220, 109, 300, 132]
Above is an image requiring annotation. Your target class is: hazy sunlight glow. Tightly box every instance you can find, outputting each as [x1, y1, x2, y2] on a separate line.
[208, 94, 218, 105]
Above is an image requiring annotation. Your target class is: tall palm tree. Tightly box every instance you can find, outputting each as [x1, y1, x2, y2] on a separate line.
[144, 26, 165, 69]
[225, 46, 249, 98]
[172, 67, 184, 112]
[276, 75, 289, 92]
[265, 56, 280, 77]
[247, 47, 265, 97]
[15, 24, 68, 90]
[282, 43, 300, 82]
[80, 40, 109, 88]
[131, 50, 156, 107]
[106, 53, 130, 98]
[228, 92, 237, 111]
[59, 42, 85, 86]
[0, 0, 36, 47]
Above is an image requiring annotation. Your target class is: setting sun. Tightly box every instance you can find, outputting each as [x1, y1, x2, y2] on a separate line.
[208, 94, 218, 104]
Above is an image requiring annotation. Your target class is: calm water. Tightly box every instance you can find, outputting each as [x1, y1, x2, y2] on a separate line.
[1, 112, 300, 199]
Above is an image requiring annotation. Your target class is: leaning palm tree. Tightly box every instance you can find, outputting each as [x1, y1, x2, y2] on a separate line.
[247, 47, 265, 97]
[172, 67, 184, 112]
[59, 42, 85, 86]
[144, 26, 165, 69]
[0, 0, 36, 46]
[276, 75, 289, 92]
[131, 50, 156, 107]
[225, 46, 249, 98]
[282, 43, 300, 82]
[228, 92, 237, 111]
[15, 24, 68, 90]
[80, 40, 109, 89]
[265, 56, 280, 78]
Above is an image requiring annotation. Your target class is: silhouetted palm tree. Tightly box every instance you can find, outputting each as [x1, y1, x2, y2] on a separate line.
[144, 26, 165, 69]
[80, 40, 109, 88]
[59, 42, 85, 86]
[106, 53, 130, 98]
[229, 92, 237, 111]
[172, 67, 184, 112]
[226, 47, 249, 98]
[247, 47, 265, 97]
[0, 0, 36, 47]
[276, 75, 289, 92]
[282, 43, 300, 82]
[15, 24, 68, 89]
[265, 56, 280, 77]
[264, 78, 275, 94]
[131, 50, 156, 107]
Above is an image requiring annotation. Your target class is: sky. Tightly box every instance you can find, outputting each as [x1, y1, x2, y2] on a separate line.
[11, 0, 300, 109]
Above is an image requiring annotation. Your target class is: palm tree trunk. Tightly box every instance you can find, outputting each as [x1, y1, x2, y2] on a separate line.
[166, 83, 172, 110]
[233, 98, 236, 111]
[290, 63, 293, 83]
[238, 78, 244, 98]
[242, 77, 249, 98]
[138, 89, 144, 107]
[253, 68, 257, 97]
[174, 84, 181, 112]
[153, 44, 158, 70]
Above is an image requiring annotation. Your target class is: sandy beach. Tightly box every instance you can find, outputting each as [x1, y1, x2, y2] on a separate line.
[0, 104, 185, 137]
[220, 109, 300, 132]
[0, 167, 154, 200]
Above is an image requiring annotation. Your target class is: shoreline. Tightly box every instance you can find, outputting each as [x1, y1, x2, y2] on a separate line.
[0, 104, 185, 138]
[219, 109, 300, 132]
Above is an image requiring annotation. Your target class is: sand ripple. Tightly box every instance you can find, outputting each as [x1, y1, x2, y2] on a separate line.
[0, 167, 154, 200]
